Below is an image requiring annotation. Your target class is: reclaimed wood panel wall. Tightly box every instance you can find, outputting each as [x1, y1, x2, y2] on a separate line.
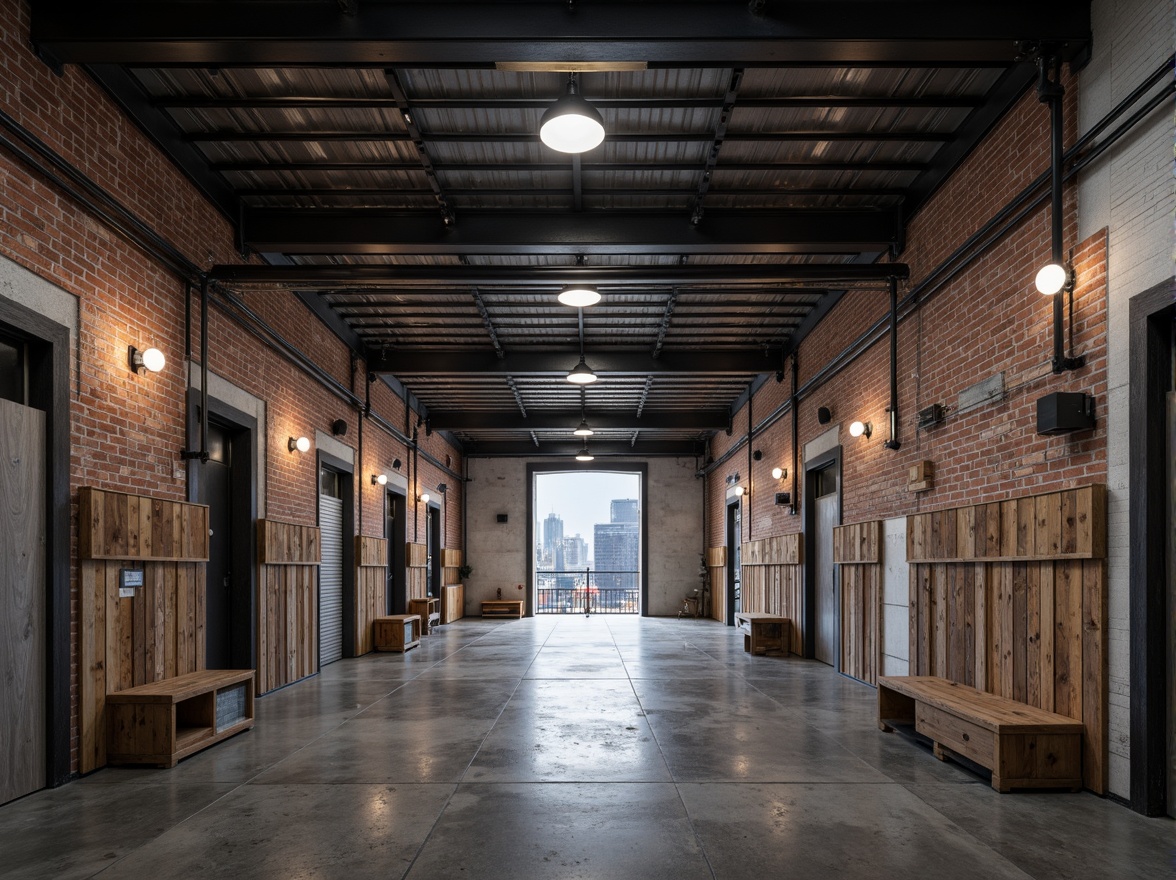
[907, 484, 1107, 793]
[78, 487, 210, 773]
[355, 536, 387, 656]
[407, 541, 428, 599]
[740, 535, 803, 654]
[706, 546, 726, 623]
[833, 521, 881, 686]
[257, 519, 320, 695]
[441, 548, 462, 586]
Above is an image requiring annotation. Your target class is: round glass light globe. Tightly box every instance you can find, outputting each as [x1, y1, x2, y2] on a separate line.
[295, 436, 311, 453]
[771, 467, 783, 480]
[1035, 263, 1067, 295]
[849, 420, 866, 438]
[141, 347, 166, 372]
[557, 286, 602, 308]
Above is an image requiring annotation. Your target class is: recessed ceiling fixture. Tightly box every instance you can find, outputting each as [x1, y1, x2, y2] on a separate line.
[557, 285, 601, 308]
[540, 73, 605, 154]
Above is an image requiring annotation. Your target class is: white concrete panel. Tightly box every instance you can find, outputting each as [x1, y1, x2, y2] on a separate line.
[881, 516, 907, 608]
[883, 604, 910, 665]
[0, 253, 79, 343]
[803, 426, 839, 462]
[314, 429, 354, 466]
[882, 653, 909, 678]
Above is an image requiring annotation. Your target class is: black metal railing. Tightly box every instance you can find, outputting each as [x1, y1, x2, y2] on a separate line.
[535, 569, 639, 614]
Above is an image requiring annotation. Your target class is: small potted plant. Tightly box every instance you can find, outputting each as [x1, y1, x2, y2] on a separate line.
[458, 563, 473, 580]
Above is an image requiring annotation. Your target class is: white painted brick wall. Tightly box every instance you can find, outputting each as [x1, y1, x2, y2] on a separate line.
[1077, 0, 1176, 800]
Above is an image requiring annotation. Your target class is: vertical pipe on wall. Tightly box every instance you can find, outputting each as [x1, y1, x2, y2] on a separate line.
[1039, 54, 1068, 374]
[790, 351, 798, 516]
[198, 278, 209, 461]
[884, 276, 901, 450]
[746, 382, 753, 543]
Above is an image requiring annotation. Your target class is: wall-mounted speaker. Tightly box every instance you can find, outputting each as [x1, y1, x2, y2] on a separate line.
[496, 513, 508, 523]
[817, 406, 832, 424]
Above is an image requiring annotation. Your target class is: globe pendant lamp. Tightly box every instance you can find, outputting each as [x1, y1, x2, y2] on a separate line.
[573, 418, 594, 437]
[540, 74, 605, 154]
[575, 444, 594, 462]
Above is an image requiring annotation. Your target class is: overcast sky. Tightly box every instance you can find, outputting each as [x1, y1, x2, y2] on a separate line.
[534, 470, 641, 556]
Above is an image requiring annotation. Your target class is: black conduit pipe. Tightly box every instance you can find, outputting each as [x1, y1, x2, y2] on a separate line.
[884, 277, 901, 450]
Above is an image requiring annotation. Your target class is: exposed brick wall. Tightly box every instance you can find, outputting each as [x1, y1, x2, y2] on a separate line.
[0, 1, 464, 775]
[711, 79, 1106, 548]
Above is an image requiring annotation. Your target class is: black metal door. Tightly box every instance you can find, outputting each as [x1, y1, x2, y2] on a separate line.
[204, 422, 232, 669]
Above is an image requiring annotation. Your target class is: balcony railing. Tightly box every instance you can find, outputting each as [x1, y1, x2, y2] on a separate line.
[535, 569, 639, 614]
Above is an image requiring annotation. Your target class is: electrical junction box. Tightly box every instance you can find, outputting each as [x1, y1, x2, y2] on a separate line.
[774, 492, 791, 506]
[1036, 392, 1095, 435]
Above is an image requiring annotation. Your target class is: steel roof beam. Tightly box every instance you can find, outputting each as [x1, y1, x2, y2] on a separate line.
[212, 262, 908, 285]
[464, 439, 701, 458]
[426, 409, 729, 431]
[33, 2, 1091, 67]
[213, 160, 929, 173]
[368, 348, 780, 376]
[238, 210, 903, 255]
[184, 129, 953, 144]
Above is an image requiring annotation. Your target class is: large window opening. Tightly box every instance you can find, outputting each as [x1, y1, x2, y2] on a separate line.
[532, 470, 642, 614]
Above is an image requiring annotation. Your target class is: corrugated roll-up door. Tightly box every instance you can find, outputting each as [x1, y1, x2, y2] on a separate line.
[318, 493, 344, 666]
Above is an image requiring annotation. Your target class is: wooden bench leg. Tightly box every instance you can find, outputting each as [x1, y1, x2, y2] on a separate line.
[878, 720, 895, 733]
[933, 742, 947, 762]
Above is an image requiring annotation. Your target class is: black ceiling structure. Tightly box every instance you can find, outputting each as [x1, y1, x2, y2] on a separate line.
[32, 1, 1092, 458]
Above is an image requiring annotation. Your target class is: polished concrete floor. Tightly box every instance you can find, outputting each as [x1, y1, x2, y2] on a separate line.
[5, 616, 1174, 879]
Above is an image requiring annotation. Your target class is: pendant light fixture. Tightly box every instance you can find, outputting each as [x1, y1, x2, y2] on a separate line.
[540, 73, 605, 154]
[573, 388, 594, 436]
[575, 443, 594, 462]
[566, 306, 598, 384]
[557, 285, 602, 308]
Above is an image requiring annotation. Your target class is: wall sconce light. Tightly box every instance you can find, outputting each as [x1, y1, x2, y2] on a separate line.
[1035, 261, 1071, 295]
[128, 345, 165, 374]
[849, 420, 872, 439]
[419, 492, 431, 504]
[288, 436, 311, 453]
[733, 485, 745, 497]
[771, 467, 787, 480]
[372, 473, 387, 486]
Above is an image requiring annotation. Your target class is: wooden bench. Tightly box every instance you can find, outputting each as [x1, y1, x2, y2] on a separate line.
[481, 599, 525, 618]
[106, 669, 255, 768]
[877, 675, 1083, 792]
[374, 614, 422, 652]
[734, 612, 790, 655]
[408, 597, 441, 633]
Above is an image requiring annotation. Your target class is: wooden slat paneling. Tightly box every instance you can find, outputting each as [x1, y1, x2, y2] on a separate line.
[834, 521, 881, 685]
[79, 487, 209, 562]
[355, 536, 388, 656]
[905, 485, 1107, 793]
[739, 535, 803, 654]
[407, 542, 428, 600]
[256, 520, 320, 695]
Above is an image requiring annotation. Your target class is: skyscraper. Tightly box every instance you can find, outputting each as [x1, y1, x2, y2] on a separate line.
[542, 512, 564, 563]
[594, 498, 639, 590]
[610, 498, 638, 523]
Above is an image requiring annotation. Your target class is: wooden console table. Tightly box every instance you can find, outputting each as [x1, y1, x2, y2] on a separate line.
[481, 599, 525, 619]
[408, 597, 441, 633]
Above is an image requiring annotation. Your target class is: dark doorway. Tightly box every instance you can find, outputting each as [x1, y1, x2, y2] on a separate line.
[386, 489, 407, 614]
[189, 398, 256, 673]
[804, 446, 842, 663]
[201, 418, 253, 670]
[316, 451, 355, 666]
[427, 503, 442, 599]
[725, 499, 741, 626]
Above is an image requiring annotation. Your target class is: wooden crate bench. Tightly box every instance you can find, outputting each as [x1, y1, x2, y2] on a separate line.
[374, 615, 422, 652]
[733, 612, 791, 656]
[481, 599, 525, 618]
[877, 676, 1083, 792]
[106, 669, 255, 768]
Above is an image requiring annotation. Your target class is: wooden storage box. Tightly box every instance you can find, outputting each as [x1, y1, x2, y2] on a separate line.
[374, 614, 422, 652]
[105, 669, 255, 768]
[408, 597, 441, 633]
[481, 599, 525, 618]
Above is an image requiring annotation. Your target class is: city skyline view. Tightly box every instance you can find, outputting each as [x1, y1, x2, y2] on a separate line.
[532, 470, 641, 559]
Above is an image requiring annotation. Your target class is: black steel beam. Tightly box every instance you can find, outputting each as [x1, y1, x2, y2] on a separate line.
[427, 409, 729, 431]
[153, 95, 985, 111]
[211, 262, 909, 286]
[32, 2, 1091, 67]
[368, 348, 779, 376]
[239, 210, 902, 255]
[213, 160, 929, 173]
[464, 439, 701, 458]
[238, 187, 909, 200]
[184, 129, 952, 144]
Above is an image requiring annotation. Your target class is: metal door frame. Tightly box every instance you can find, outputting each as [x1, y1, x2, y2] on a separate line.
[803, 446, 842, 663]
[725, 498, 740, 626]
[385, 487, 407, 614]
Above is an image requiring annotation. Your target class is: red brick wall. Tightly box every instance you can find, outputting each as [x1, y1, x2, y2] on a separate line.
[711, 77, 1105, 546]
[0, 1, 463, 774]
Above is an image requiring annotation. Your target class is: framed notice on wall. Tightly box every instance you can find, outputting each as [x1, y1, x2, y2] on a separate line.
[118, 568, 144, 598]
